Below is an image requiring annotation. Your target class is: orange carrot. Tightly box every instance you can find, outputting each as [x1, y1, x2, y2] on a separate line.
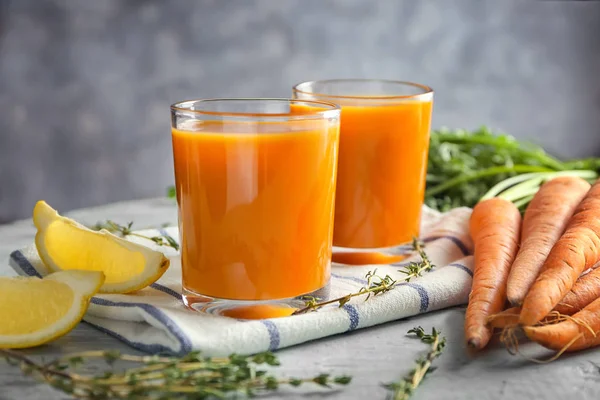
[465, 198, 521, 349]
[524, 296, 600, 352]
[488, 306, 521, 329]
[490, 307, 567, 330]
[506, 177, 590, 306]
[554, 266, 600, 315]
[491, 267, 600, 329]
[520, 180, 600, 326]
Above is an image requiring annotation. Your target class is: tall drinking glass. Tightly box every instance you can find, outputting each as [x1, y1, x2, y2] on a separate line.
[293, 80, 433, 254]
[170, 99, 340, 317]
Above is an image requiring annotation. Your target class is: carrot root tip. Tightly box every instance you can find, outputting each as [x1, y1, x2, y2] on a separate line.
[499, 326, 521, 355]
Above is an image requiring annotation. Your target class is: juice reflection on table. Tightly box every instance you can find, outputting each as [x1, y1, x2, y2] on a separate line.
[172, 114, 340, 301]
[294, 81, 433, 249]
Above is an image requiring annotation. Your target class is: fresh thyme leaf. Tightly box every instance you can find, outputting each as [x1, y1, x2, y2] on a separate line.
[407, 326, 426, 338]
[313, 373, 331, 387]
[334, 375, 353, 385]
[289, 378, 303, 387]
[0, 349, 351, 399]
[399, 239, 436, 282]
[67, 356, 84, 368]
[163, 232, 180, 251]
[91, 220, 179, 251]
[385, 327, 446, 400]
[103, 350, 121, 365]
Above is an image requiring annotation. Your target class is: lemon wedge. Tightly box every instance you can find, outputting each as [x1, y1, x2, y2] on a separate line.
[33, 201, 170, 294]
[0, 270, 104, 349]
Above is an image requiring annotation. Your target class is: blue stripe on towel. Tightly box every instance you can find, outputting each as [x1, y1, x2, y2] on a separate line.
[84, 317, 189, 356]
[10, 250, 193, 356]
[88, 298, 193, 356]
[343, 304, 360, 331]
[150, 283, 183, 301]
[423, 235, 471, 256]
[10, 251, 42, 278]
[260, 320, 281, 350]
[447, 263, 473, 277]
[403, 283, 429, 312]
[331, 272, 368, 285]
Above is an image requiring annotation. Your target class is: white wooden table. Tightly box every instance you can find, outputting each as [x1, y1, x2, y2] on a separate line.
[1, 198, 599, 400]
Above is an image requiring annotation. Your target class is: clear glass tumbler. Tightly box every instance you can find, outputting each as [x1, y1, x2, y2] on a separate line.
[170, 99, 341, 317]
[293, 80, 433, 256]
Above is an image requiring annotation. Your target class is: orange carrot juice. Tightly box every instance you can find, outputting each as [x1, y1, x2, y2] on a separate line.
[171, 100, 340, 303]
[294, 80, 433, 249]
[334, 101, 433, 248]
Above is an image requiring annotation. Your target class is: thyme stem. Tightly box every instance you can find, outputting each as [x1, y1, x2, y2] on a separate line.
[385, 327, 446, 400]
[92, 220, 179, 251]
[1, 349, 351, 399]
[293, 269, 397, 315]
[295, 239, 434, 314]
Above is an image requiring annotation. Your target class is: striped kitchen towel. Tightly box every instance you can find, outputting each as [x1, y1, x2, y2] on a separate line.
[9, 206, 474, 357]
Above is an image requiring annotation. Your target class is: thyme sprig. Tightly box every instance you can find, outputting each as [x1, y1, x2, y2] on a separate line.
[0, 349, 351, 399]
[293, 269, 397, 315]
[384, 327, 446, 400]
[294, 239, 435, 314]
[400, 238, 436, 282]
[92, 220, 180, 251]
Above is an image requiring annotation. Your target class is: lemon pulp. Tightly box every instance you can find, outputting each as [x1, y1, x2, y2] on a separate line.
[0, 278, 74, 335]
[0, 270, 104, 348]
[43, 220, 145, 284]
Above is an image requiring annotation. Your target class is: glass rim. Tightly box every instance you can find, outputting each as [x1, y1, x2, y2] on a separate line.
[292, 79, 433, 101]
[170, 98, 341, 120]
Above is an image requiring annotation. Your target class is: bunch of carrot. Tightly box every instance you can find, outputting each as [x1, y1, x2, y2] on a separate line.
[465, 175, 600, 354]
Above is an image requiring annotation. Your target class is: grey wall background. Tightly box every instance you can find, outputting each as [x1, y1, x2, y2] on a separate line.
[1, 0, 600, 223]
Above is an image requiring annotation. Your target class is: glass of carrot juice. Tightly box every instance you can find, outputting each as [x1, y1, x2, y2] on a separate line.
[170, 99, 341, 316]
[293, 80, 433, 252]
